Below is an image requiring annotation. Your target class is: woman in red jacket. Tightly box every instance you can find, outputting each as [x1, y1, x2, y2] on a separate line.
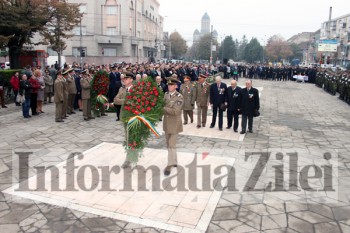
[29, 71, 41, 115]
[10, 71, 20, 106]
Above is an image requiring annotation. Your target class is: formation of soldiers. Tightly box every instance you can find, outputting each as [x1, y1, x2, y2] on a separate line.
[315, 69, 350, 104]
[214, 64, 317, 83]
[54, 68, 95, 122]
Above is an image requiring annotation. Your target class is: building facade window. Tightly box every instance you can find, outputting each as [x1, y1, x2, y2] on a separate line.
[103, 48, 117, 56]
[106, 27, 117, 36]
[72, 26, 86, 36]
[72, 47, 87, 57]
[106, 6, 117, 15]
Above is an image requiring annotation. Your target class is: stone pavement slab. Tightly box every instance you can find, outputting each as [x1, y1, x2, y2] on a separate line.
[4, 143, 234, 233]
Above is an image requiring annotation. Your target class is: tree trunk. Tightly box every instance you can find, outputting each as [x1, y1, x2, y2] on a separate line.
[58, 51, 61, 68]
[8, 43, 21, 69]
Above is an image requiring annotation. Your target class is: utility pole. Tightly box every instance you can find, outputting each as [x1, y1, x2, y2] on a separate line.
[57, 12, 62, 68]
[80, 16, 83, 67]
[221, 35, 225, 63]
[324, 6, 332, 65]
[210, 25, 213, 65]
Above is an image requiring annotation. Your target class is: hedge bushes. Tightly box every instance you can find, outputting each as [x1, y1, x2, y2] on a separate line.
[0, 69, 24, 87]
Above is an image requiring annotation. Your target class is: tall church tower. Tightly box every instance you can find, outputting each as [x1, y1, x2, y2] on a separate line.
[201, 12, 210, 35]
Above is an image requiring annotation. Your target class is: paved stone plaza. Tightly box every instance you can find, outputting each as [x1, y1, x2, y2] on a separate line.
[1, 79, 350, 232]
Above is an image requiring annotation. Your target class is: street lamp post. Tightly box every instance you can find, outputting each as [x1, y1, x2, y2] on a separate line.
[221, 35, 225, 63]
[210, 25, 213, 65]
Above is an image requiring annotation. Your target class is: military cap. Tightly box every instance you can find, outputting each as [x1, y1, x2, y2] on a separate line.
[166, 76, 180, 85]
[67, 68, 74, 73]
[81, 69, 89, 74]
[124, 72, 134, 79]
[62, 69, 69, 75]
[199, 74, 208, 79]
[184, 75, 191, 81]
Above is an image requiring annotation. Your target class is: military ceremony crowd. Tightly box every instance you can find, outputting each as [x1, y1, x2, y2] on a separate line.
[1, 61, 350, 175]
[1, 61, 350, 128]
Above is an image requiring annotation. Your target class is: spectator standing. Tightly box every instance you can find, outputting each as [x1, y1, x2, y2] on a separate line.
[10, 71, 21, 106]
[44, 70, 54, 103]
[0, 74, 8, 108]
[29, 71, 41, 115]
[35, 70, 45, 113]
[19, 74, 32, 118]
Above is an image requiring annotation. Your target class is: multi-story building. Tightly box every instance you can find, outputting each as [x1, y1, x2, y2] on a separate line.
[288, 31, 319, 66]
[320, 13, 350, 67]
[32, 0, 166, 65]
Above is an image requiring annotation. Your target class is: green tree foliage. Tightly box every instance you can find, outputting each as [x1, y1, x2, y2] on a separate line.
[244, 38, 263, 63]
[40, 1, 82, 67]
[218, 35, 237, 61]
[237, 35, 248, 60]
[169, 31, 187, 59]
[0, 0, 50, 68]
[289, 43, 303, 61]
[0, 0, 81, 68]
[196, 33, 218, 60]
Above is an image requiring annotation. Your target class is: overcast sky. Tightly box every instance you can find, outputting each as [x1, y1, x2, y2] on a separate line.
[158, 0, 349, 46]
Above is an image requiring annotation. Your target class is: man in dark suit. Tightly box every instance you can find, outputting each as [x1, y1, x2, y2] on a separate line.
[226, 80, 242, 132]
[239, 80, 259, 134]
[108, 66, 121, 102]
[156, 76, 166, 93]
[210, 76, 227, 131]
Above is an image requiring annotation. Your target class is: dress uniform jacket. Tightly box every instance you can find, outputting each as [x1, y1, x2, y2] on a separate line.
[180, 83, 196, 110]
[54, 78, 64, 103]
[67, 75, 77, 94]
[195, 82, 210, 106]
[62, 78, 68, 97]
[80, 77, 91, 100]
[113, 86, 127, 106]
[163, 91, 184, 134]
